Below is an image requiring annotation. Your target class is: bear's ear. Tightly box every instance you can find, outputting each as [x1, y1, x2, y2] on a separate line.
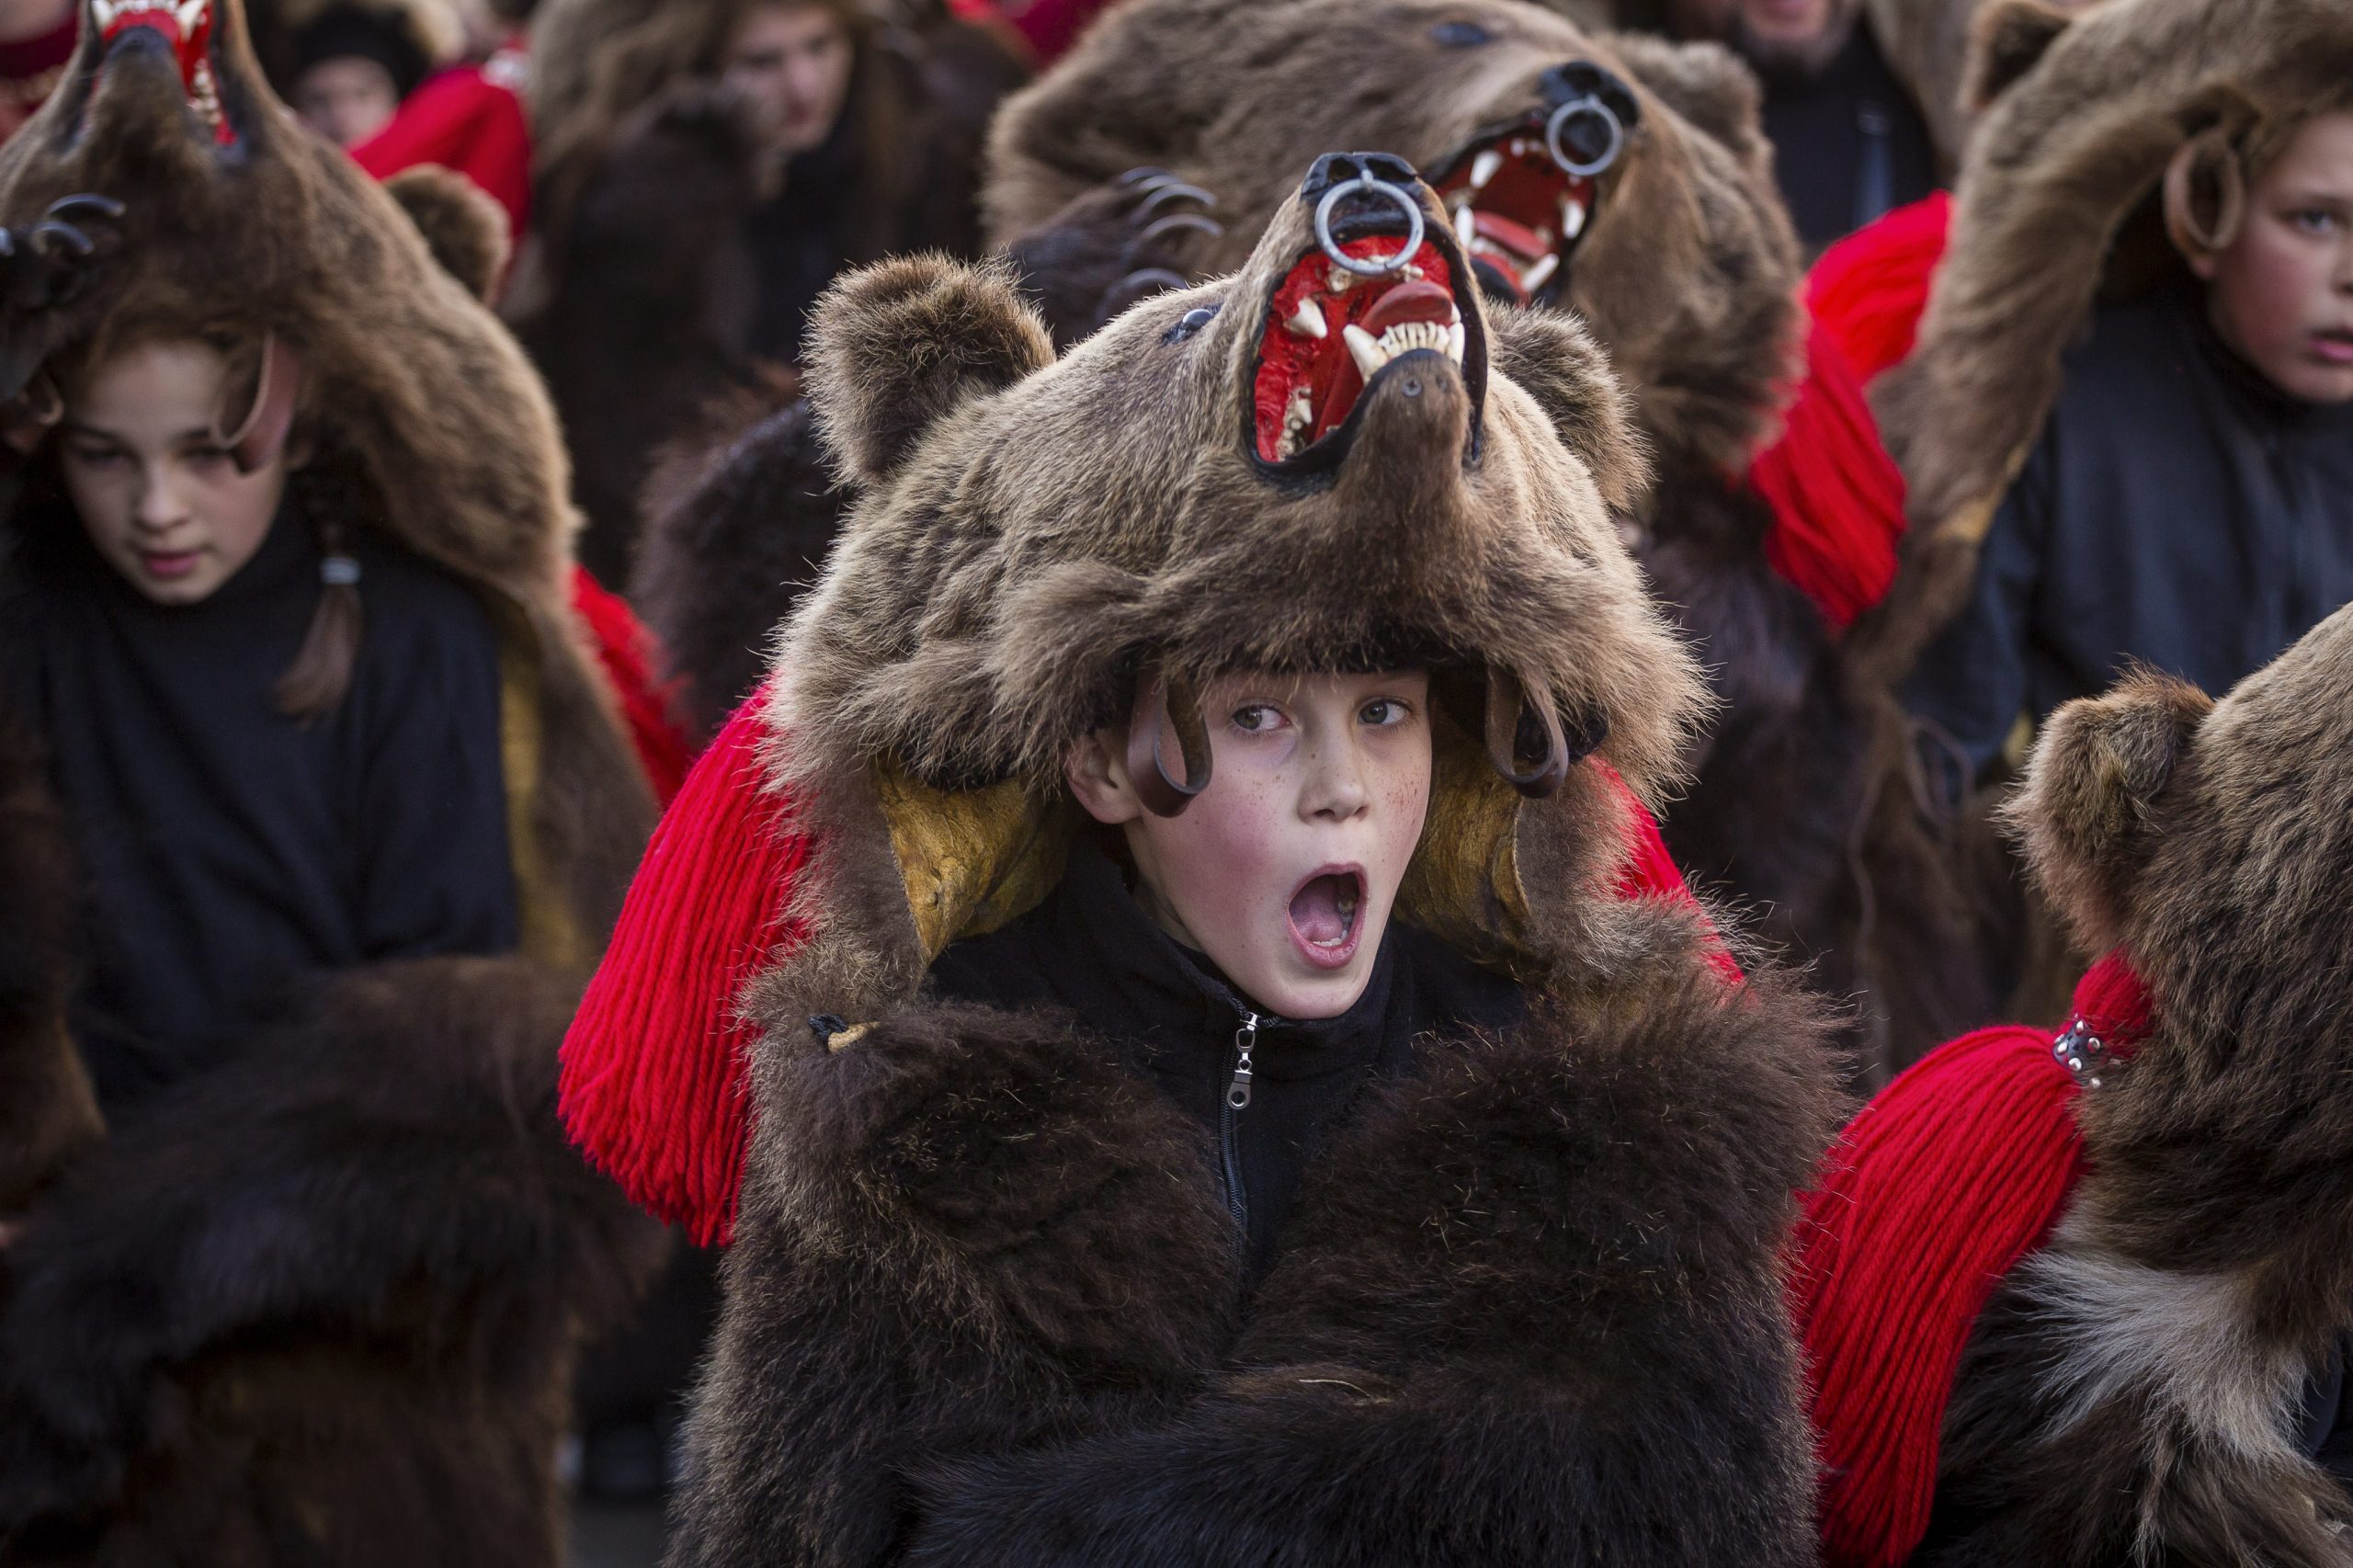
[1965, 0, 2075, 112]
[1602, 33, 1767, 167]
[384, 166, 511, 304]
[1487, 304, 1650, 516]
[805, 254, 1056, 486]
[1999, 669, 2213, 951]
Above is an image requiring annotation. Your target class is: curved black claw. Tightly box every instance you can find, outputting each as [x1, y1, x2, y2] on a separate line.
[0, 191, 124, 403]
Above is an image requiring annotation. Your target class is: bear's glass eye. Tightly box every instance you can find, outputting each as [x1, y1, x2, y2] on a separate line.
[1163, 303, 1220, 344]
[1430, 19, 1493, 46]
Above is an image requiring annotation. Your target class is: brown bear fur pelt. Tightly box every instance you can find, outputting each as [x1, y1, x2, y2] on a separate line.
[0, 956, 665, 1566]
[660, 166, 1846, 1563]
[1910, 605, 2353, 1565]
[672, 943, 1840, 1567]
[630, 383, 845, 741]
[513, 0, 1029, 585]
[973, 0, 1985, 1071]
[0, 697, 97, 1220]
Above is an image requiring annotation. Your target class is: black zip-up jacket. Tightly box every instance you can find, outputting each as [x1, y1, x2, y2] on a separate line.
[926, 838, 1525, 1285]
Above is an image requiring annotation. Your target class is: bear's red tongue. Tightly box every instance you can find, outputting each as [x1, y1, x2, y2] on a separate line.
[1289, 873, 1358, 948]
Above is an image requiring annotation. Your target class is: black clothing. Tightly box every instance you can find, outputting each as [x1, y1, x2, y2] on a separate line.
[1905, 278, 2353, 792]
[0, 494, 517, 1116]
[927, 839, 1526, 1283]
[743, 97, 862, 364]
[1756, 20, 1940, 251]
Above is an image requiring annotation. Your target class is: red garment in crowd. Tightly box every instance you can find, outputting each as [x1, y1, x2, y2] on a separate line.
[0, 7, 75, 145]
[569, 566, 694, 809]
[350, 49, 532, 247]
[560, 690, 1737, 1246]
[1805, 190, 1953, 384]
[949, 0, 1119, 63]
[1793, 950, 2154, 1568]
[1748, 316, 1908, 633]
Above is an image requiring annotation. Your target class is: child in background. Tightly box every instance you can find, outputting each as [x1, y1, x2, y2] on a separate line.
[1904, 99, 2353, 795]
[0, 319, 516, 1115]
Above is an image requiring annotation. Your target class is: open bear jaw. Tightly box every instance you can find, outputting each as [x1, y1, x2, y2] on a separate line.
[75, 0, 233, 146]
[1428, 115, 1603, 308]
[1246, 219, 1487, 473]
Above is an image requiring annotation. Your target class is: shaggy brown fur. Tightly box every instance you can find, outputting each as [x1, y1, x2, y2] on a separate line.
[1915, 607, 2353, 1565]
[0, 958, 665, 1566]
[0, 700, 97, 1219]
[630, 381, 844, 741]
[676, 947, 1838, 1565]
[666, 163, 1843, 1564]
[515, 0, 1027, 584]
[980, 0, 1987, 1070]
[1860, 0, 2353, 689]
[0, 6, 663, 1560]
[383, 163, 512, 305]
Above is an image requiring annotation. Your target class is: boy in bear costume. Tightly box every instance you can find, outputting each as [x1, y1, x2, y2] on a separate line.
[565, 154, 1840, 1565]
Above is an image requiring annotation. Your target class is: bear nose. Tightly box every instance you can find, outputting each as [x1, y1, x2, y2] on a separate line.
[1536, 61, 1627, 108]
[1299, 152, 1421, 204]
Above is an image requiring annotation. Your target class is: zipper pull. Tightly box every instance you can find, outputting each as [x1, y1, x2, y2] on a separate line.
[1227, 1013, 1260, 1110]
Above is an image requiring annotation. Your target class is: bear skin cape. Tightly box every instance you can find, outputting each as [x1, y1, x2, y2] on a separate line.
[563, 142, 1840, 1563]
[0, 1, 667, 1558]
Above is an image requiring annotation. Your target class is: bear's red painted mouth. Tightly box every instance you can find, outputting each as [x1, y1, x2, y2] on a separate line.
[91, 0, 229, 145]
[1251, 235, 1463, 465]
[1430, 123, 1598, 306]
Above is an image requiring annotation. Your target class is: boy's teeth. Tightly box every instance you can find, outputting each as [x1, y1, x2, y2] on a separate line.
[1470, 148, 1504, 189]
[1284, 298, 1326, 339]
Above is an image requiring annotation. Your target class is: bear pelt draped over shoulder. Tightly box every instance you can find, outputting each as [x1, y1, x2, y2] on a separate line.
[0, 958, 665, 1566]
[674, 950, 1841, 1567]
[1915, 605, 2353, 1565]
[665, 161, 1844, 1565]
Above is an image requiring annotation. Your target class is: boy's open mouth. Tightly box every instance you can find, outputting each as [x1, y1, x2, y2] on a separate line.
[1287, 866, 1366, 966]
[1428, 118, 1604, 307]
[1249, 233, 1479, 468]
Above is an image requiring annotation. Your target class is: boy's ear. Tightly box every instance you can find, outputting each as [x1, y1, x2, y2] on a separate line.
[1485, 305, 1650, 517]
[1063, 728, 1144, 827]
[1964, 0, 2075, 112]
[1998, 670, 2212, 952]
[805, 254, 1056, 487]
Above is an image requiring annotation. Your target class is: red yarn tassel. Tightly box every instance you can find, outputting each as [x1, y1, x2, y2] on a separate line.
[1748, 318, 1908, 633]
[1796, 950, 2151, 1566]
[1805, 190, 1952, 384]
[558, 689, 806, 1244]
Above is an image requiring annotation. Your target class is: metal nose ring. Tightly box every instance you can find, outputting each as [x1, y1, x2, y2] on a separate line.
[1313, 174, 1427, 278]
[1545, 96, 1624, 179]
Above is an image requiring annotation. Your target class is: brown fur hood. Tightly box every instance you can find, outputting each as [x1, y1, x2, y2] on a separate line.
[740, 154, 1712, 1055]
[0, 0, 655, 960]
[1864, 0, 2353, 680]
[982, 0, 1802, 478]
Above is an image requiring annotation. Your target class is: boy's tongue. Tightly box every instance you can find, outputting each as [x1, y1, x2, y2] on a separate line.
[1290, 873, 1355, 948]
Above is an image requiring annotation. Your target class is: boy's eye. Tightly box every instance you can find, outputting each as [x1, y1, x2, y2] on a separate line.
[184, 444, 233, 466]
[1230, 703, 1286, 733]
[64, 441, 127, 467]
[1358, 698, 1412, 726]
[2290, 208, 2341, 235]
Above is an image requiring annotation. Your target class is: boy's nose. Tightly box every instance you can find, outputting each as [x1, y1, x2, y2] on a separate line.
[1301, 737, 1373, 821]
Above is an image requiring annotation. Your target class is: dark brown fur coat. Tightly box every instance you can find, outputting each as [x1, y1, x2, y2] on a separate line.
[1917, 605, 2353, 1565]
[665, 160, 1841, 1565]
[0, 5, 664, 1560]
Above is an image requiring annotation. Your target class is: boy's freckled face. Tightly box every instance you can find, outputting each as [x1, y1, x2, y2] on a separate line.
[59, 340, 290, 606]
[2191, 110, 2353, 405]
[1065, 670, 1434, 1021]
